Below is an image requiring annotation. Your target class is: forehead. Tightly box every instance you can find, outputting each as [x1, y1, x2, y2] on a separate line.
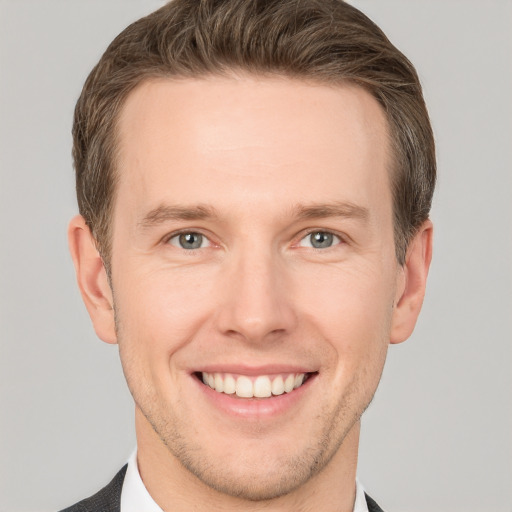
[115, 75, 391, 221]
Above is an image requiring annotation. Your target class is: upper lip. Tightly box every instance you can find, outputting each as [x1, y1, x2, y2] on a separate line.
[193, 364, 317, 376]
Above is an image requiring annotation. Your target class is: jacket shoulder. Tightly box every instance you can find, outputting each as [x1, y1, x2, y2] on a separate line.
[59, 464, 128, 512]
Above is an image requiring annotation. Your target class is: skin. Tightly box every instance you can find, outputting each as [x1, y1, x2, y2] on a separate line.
[69, 75, 432, 512]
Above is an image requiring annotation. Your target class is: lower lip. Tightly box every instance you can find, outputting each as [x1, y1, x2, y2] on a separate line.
[194, 373, 317, 419]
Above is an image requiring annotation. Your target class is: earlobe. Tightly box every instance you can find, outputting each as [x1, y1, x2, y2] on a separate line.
[68, 215, 117, 344]
[390, 220, 433, 344]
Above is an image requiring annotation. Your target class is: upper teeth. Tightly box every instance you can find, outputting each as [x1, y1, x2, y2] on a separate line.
[201, 372, 306, 398]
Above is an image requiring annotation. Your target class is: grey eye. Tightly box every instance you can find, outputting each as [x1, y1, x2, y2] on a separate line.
[300, 231, 339, 249]
[169, 232, 209, 249]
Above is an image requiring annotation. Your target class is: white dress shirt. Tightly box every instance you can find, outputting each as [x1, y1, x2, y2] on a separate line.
[121, 449, 369, 512]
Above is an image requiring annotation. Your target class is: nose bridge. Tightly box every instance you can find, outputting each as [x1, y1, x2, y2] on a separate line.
[217, 239, 295, 342]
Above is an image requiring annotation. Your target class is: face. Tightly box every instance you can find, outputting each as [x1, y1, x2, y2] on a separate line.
[109, 76, 403, 500]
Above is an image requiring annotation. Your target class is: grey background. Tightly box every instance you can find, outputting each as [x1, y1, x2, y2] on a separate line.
[0, 1, 510, 511]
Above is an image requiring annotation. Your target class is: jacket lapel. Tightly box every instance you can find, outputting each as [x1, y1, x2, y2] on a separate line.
[61, 466, 386, 512]
[365, 492, 385, 512]
[59, 464, 128, 512]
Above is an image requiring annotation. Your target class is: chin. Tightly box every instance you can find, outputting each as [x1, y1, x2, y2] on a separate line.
[171, 444, 324, 501]
[143, 399, 360, 502]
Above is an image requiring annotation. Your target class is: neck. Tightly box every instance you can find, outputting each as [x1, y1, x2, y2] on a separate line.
[135, 408, 360, 512]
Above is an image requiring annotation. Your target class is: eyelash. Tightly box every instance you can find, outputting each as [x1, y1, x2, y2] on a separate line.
[297, 230, 344, 250]
[165, 230, 212, 250]
[164, 229, 345, 251]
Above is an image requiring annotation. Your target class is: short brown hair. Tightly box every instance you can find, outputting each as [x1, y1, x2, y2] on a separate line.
[73, 0, 436, 269]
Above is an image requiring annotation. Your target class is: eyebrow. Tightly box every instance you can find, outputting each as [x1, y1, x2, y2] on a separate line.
[138, 204, 219, 229]
[292, 202, 370, 222]
[138, 201, 369, 230]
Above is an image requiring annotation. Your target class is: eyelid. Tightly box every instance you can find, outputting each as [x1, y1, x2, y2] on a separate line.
[163, 229, 216, 248]
[160, 228, 348, 249]
[295, 229, 346, 248]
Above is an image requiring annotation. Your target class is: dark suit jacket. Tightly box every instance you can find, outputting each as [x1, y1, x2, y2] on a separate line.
[59, 465, 385, 512]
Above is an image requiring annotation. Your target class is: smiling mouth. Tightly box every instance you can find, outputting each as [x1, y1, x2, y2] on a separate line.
[196, 371, 316, 399]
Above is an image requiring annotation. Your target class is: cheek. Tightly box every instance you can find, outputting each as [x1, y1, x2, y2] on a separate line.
[299, 261, 395, 327]
[124, 260, 215, 313]
[113, 264, 218, 368]
[294, 263, 396, 368]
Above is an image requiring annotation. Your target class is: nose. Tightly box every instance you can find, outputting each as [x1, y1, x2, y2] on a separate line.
[215, 247, 297, 344]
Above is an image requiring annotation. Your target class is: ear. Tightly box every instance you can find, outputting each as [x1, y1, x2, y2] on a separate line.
[390, 220, 433, 344]
[68, 215, 117, 344]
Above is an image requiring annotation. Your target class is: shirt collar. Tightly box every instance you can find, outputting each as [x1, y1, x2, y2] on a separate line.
[121, 449, 163, 512]
[121, 448, 369, 512]
[354, 478, 370, 512]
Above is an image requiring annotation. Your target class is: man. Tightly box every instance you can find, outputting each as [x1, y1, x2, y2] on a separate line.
[63, 0, 435, 510]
